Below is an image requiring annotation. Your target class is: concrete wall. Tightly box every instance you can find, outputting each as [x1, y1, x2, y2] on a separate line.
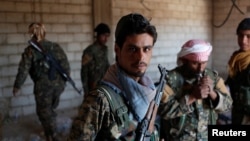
[0, 0, 243, 117]
[110, 0, 212, 81]
[0, 0, 92, 117]
[213, 0, 250, 79]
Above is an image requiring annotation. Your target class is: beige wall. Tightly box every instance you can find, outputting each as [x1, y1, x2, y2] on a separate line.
[110, 0, 212, 80]
[0, 0, 246, 117]
[213, 0, 250, 79]
[0, 0, 92, 117]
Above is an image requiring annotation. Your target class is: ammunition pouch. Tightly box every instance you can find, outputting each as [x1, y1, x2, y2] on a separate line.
[97, 85, 160, 141]
[97, 85, 130, 140]
[238, 86, 250, 115]
[169, 115, 186, 137]
[209, 109, 217, 125]
[29, 56, 49, 81]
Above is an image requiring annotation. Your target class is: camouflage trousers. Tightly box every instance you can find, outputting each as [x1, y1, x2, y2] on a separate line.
[34, 83, 65, 138]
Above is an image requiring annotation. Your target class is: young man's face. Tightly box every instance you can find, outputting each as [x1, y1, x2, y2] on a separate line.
[97, 33, 110, 46]
[238, 30, 250, 51]
[115, 33, 154, 80]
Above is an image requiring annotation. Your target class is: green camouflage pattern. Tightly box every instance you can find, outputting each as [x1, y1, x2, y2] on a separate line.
[14, 40, 70, 87]
[159, 66, 233, 141]
[81, 42, 110, 95]
[13, 40, 70, 138]
[67, 89, 118, 141]
[226, 63, 250, 124]
[67, 87, 159, 141]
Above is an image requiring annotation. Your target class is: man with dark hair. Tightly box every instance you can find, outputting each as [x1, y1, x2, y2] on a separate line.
[226, 18, 250, 124]
[81, 23, 111, 95]
[159, 39, 232, 141]
[13, 23, 70, 141]
[67, 13, 159, 140]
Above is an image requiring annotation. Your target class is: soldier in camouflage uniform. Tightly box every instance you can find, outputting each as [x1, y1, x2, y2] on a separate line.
[81, 23, 110, 95]
[67, 13, 159, 141]
[159, 39, 233, 141]
[13, 22, 70, 141]
[226, 18, 250, 124]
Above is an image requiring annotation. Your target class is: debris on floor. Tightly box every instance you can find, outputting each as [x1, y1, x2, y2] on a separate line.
[0, 108, 77, 141]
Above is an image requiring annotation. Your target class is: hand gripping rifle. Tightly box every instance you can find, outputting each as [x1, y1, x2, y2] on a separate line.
[28, 39, 82, 95]
[135, 64, 167, 141]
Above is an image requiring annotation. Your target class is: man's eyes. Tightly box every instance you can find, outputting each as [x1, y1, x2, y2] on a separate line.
[128, 47, 151, 52]
[144, 47, 151, 52]
[239, 34, 250, 38]
[128, 47, 136, 52]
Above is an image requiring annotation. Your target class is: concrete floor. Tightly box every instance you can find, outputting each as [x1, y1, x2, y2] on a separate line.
[1, 108, 78, 141]
[0, 108, 231, 141]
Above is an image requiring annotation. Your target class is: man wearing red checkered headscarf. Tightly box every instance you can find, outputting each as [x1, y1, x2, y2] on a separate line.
[159, 39, 233, 141]
[177, 39, 212, 67]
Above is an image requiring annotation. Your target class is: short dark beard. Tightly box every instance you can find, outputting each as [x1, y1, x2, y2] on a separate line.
[182, 64, 200, 77]
[117, 63, 145, 78]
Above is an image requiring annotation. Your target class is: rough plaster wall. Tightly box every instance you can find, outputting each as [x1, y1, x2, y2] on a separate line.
[111, 0, 213, 82]
[0, 0, 231, 117]
[0, 0, 92, 117]
[213, 0, 250, 79]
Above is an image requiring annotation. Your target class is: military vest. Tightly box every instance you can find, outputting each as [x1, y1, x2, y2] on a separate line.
[231, 65, 250, 115]
[29, 44, 50, 81]
[29, 41, 64, 81]
[96, 85, 160, 141]
[164, 68, 219, 138]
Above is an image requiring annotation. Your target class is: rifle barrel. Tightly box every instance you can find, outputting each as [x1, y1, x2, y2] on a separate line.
[135, 64, 167, 141]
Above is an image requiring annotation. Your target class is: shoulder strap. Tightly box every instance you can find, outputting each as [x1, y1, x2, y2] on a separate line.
[166, 69, 184, 99]
[98, 85, 129, 129]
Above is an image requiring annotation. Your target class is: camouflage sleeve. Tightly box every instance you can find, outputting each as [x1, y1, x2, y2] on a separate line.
[159, 71, 233, 120]
[67, 90, 112, 141]
[213, 77, 233, 112]
[159, 84, 194, 120]
[53, 43, 70, 75]
[159, 70, 194, 120]
[81, 50, 93, 94]
[13, 47, 33, 89]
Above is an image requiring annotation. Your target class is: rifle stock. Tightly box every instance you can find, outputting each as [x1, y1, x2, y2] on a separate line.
[28, 39, 82, 95]
[135, 64, 167, 141]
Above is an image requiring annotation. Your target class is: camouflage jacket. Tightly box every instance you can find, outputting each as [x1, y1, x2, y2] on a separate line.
[68, 86, 125, 141]
[67, 83, 160, 141]
[159, 66, 233, 141]
[81, 42, 110, 94]
[226, 55, 250, 124]
[14, 40, 70, 90]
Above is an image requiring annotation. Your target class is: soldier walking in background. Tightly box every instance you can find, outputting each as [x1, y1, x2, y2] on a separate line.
[13, 22, 70, 141]
[81, 23, 111, 95]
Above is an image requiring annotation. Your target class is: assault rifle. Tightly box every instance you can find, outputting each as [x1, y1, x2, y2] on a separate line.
[28, 38, 82, 95]
[135, 64, 167, 141]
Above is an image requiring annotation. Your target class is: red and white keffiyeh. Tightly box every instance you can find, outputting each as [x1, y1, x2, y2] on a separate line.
[177, 39, 212, 66]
